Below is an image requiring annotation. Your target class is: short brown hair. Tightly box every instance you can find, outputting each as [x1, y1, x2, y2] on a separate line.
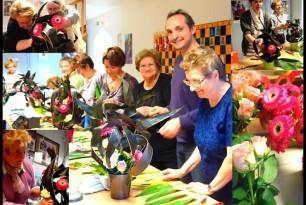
[4, 58, 18, 69]
[102, 46, 126, 67]
[74, 53, 94, 69]
[135, 49, 161, 71]
[46, 76, 62, 90]
[167, 9, 195, 29]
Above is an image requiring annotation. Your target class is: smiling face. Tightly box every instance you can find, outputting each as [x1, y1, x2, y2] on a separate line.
[273, 1, 283, 15]
[138, 57, 159, 81]
[60, 60, 72, 76]
[3, 141, 26, 168]
[165, 14, 196, 52]
[185, 67, 208, 98]
[46, 1, 62, 15]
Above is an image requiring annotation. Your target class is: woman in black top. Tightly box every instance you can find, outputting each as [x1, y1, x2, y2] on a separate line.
[4, 0, 35, 52]
[240, 0, 272, 56]
[135, 49, 177, 170]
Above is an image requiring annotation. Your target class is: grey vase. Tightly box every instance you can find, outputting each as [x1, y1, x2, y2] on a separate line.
[109, 173, 131, 200]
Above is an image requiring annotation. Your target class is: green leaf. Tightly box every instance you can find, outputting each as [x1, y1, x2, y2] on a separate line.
[136, 184, 172, 197]
[146, 186, 175, 202]
[268, 184, 279, 196]
[232, 170, 239, 187]
[69, 151, 91, 160]
[233, 187, 247, 200]
[165, 198, 195, 205]
[146, 193, 186, 205]
[95, 84, 102, 99]
[262, 155, 278, 183]
[257, 188, 276, 205]
[235, 200, 251, 205]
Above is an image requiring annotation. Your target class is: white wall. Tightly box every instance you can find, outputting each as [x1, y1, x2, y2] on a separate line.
[87, 0, 231, 82]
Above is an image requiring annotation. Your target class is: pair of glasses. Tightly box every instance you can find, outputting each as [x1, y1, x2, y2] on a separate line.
[183, 77, 207, 89]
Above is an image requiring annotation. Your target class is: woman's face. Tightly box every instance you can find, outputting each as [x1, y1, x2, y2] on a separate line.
[46, 2, 62, 15]
[185, 67, 209, 98]
[104, 59, 122, 78]
[251, 0, 263, 12]
[3, 141, 26, 168]
[60, 60, 72, 76]
[139, 57, 159, 81]
[15, 16, 33, 30]
[274, 2, 283, 14]
[6, 64, 17, 74]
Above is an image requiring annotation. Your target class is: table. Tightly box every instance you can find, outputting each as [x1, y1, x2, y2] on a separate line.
[231, 49, 303, 72]
[69, 160, 220, 205]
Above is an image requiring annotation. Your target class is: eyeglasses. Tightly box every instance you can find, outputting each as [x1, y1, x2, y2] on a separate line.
[183, 77, 207, 89]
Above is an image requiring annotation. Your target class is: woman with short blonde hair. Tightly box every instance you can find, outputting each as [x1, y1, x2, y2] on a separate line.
[4, 0, 35, 52]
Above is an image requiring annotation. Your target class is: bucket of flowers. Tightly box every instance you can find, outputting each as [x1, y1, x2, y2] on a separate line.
[50, 76, 84, 129]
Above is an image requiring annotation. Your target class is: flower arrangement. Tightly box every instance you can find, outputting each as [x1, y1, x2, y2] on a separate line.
[232, 134, 279, 205]
[13, 70, 47, 114]
[258, 70, 304, 152]
[232, 70, 263, 136]
[50, 76, 84, 129]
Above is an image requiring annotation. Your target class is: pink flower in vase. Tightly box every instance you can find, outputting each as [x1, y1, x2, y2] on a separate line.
[101, 127, 113, 139]
[238, 98, 255, 119]
[262, 85, 288, 111]
[268, 115, 295, 153]
[273, 96, 298, 116]
[232, 141, 256, 173]
[58, 104, 70, 114]
[117, 160, 127, 173]
[31, 89, 41, 99]
[133, 150, 143, 162]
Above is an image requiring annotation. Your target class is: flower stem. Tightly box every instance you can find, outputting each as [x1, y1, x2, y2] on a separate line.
[247, 172, 255, 204]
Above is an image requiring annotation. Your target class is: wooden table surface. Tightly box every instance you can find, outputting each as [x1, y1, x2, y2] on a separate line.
[69, 161, 220, 205]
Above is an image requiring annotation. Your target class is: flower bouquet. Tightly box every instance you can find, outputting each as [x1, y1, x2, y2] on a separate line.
[233, 134, 279, 205]
[75, 98, 181, 199]
[232, 70, 263, 137]
[13, 70, 48, 114]
[50, 76, 84, 129]
[258, 70, 303, 152]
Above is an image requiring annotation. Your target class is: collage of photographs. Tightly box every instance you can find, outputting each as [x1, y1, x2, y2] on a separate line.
[1, 0, 303, 205]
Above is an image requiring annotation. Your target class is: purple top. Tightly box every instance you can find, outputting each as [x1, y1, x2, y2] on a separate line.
[169, 55, 201, 143]
[2, 158, 35, 205]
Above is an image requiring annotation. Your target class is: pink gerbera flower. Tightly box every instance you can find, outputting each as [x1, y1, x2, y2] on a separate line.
[268, 115, 294, 153]
[58, 104, 70, 114]
[282, 84, 301, 97]
[31, 90, 41, 99]
[262, 85, 288, 111]
[273, 96, 298, 116]
[101, 127, 113, 139]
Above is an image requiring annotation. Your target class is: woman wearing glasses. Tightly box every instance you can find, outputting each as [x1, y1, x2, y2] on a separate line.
[162, 47, 232, 205]
[240, 0, 272, 56]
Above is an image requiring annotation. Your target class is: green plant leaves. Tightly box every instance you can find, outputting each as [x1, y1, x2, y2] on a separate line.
[136, 183, 197, 205]
[262, 155, 278, 183]
[233, 187, 247, 200]
[275, 58, 303, 70]
[257, 188, 276, 205]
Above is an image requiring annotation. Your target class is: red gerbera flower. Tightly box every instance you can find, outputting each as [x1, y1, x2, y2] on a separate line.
[262, 85, 288, 111]
[268, 115, 294, 153]
[58, 104, 70, 114]
[282, 84, 301, 97]
[294, 119, 303, 146]
[273, 96, 298, 116]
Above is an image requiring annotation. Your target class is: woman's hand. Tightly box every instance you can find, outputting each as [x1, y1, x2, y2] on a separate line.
[161, 168, 185, 181]
[186, 182, 214, 195]
[148, 106, 169, 117]
[136, 106, 151, 117]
